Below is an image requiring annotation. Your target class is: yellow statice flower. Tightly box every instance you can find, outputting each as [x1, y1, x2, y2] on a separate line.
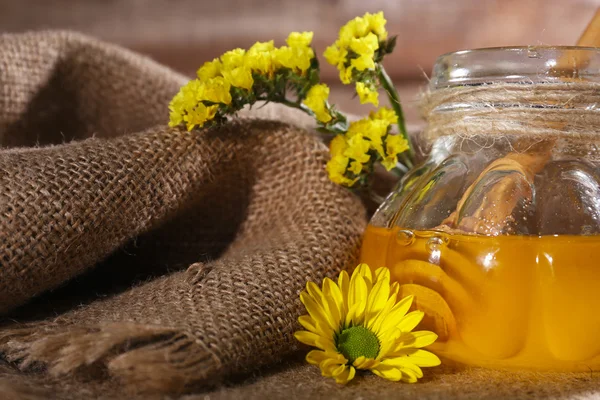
[350, 33, 379, 58]
[381, 134, 410, 170]
[344, 134, 371, 164]
[303, 84, 332, 123]
[326, 155, 357, 187]
[323, 45, 348, 70]
[222, 66, 254, 91]
[183, 103, 219, 132]
[200, 77, 233, 104]
[221, 48, 246, 70]
[295, 264, 440, 384]
[272, 32, 315, 74]
[365, 11, 388, 41]
[348, 160, 363, 174]
[356, 82, 379, 106]
[346, 116, 389, 158]
[324, 12, 389, 85]
[339, 66, 354, 85]
[197, 58, 222, 81]
[370, 107, 398, 126]
[246, 40, 275, 75]
[329, 134, 347, 157]
[287, 31, 314, 48]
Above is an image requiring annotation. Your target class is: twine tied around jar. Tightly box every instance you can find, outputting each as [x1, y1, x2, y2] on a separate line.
[420, 81, 600, 145]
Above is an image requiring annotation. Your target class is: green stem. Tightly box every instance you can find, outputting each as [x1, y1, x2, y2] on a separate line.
[377, 65, 415, 167]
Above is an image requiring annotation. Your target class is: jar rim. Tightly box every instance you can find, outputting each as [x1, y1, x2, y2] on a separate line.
[436, 45, 600, 59]
[431, 46, 600, 89]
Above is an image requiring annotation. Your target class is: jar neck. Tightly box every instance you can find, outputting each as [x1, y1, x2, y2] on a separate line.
[431, 46, 600, 89]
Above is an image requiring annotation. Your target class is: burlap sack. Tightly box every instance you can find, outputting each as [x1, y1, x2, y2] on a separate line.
[0, 30, 366, 395]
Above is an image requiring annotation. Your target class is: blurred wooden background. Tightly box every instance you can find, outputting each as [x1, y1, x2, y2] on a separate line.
[2, 0, 599, 126]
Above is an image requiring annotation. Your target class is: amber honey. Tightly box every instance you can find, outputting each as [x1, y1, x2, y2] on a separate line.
[360, 224, 600, 371]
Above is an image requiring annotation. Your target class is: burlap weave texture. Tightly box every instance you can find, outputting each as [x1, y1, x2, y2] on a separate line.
[0, 30, 366, 395]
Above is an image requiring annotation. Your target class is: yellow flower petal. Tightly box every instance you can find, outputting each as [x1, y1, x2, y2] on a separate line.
[348, 273, 368, 316]
[398, 331, 439, 349]
[379, 295, 414, 335]
[323, 277, 345, 317]
[353, 356, 380, 370]
[368, 290, 398, 335]
[306, 281, 325, 307]
[353, 263, 373, 289]
[294, 330, 329, 350]
[397, 310, 425, 333]
[365, 276, 390, 323]
[400, 349, 442, 367]
[300, 291, 336, 332]
[298, 315, 317, 332]
[306, 350, 345, 366]
[381, 357, 424, 379]
[334, 365, 356, 384]
[338, 270, 350, 314]
[372, 364, 402, 382]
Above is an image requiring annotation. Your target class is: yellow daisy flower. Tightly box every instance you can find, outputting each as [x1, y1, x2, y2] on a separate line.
[294, 264, 440, 384]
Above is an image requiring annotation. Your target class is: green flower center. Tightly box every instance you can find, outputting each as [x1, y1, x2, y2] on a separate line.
[336, 326, 380, 363]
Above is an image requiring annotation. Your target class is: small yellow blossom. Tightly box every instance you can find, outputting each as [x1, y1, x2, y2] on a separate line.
[286, 31, 314, 48]
[339, 66, 354, 85]
[273, 46, 314, 73]
[200, 77, 232, 104]
[197, 59, 222, 81]
[348, 160, 363, 174]
[323, 45, 347, 69]
[381, 134, 410, 170]
[350, 33, 379, 58]
[370, 107, 398, 126]
[248, 40, 275, 54]
[329, 134, 348, 157]
[326, 154, 357, 186]
[351, 54, 376, 71]
[344, 134, 371, 164]
[295, 264, 440, 384]
[365, 11, 388, 40]
[303, 84, 332, 123]
[183, 103, 219, 131]
[339, 17, 369, 46]
[221, 48, 246, 70]
[222, 66, 254, 91]
[325, 12, 388, 87]
[246, 41, 275, 75]
[356, 82, 379, 106]
[346, 117, 388, 158]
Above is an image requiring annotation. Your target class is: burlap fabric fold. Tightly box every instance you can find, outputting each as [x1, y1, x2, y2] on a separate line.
[0, 30, 366, 395]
